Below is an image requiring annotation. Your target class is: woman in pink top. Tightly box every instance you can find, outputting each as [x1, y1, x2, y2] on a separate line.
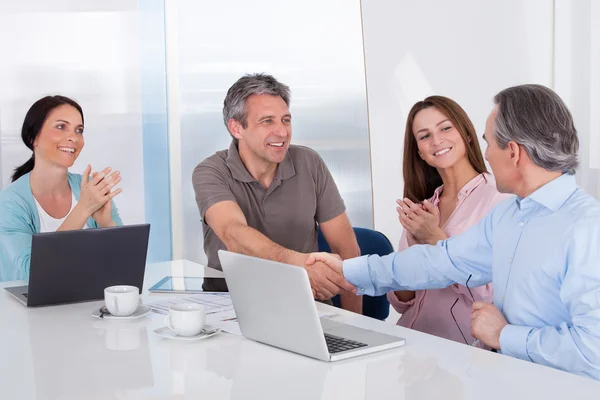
[388, 96, 508, 346]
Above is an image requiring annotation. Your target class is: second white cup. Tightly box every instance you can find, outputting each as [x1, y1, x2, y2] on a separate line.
[165, 303, 205, 337]
[104, 285, 140, 317]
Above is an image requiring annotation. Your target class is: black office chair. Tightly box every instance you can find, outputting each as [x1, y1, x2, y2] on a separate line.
[317, 227, 393, 320]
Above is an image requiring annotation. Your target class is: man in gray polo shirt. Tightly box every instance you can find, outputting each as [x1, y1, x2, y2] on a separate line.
[192, 73, 362, 313]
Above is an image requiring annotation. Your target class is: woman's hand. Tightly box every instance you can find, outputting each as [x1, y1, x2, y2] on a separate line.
[90, 170, 121, 227]
[406, 231, 419, 247]
[77, 165, 122, 224]
[397, 198, 447, 245]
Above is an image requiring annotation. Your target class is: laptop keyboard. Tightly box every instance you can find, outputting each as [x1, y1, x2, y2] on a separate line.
[324, 333, 368, 354]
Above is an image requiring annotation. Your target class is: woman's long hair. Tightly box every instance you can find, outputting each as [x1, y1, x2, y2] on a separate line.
[12, 95, 84, 182]
[403, 96, 487, 202]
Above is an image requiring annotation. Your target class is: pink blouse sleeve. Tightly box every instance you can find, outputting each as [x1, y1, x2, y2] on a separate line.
[397, 228, 409, 252]
[387, 229, 415, 313]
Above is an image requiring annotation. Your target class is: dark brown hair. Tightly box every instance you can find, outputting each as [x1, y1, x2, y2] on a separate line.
[403, 96, 487, 202]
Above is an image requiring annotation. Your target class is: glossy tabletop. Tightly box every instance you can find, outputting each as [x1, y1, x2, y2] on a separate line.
[1, 259, 599, 399]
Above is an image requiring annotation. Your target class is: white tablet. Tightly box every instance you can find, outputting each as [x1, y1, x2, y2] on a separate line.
[148, 276, 227, 294]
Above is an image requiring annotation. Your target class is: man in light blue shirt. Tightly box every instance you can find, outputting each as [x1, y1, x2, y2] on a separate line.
[308, 84, 600, 380]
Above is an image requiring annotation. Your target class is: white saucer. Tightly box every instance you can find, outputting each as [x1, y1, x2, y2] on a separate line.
[154, 324, 221, 341]
[92, 305, 151, 320]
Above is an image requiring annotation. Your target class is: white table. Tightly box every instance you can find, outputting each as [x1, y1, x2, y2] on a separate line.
[1, 260, 599, 399]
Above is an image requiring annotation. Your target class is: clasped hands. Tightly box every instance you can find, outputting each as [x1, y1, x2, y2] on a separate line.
[79, 165, 122, 227]
[397, 198, 446, 245]
[304, 252, 355, 301]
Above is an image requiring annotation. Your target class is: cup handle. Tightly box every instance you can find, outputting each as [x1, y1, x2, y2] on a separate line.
[164, 315, 175, 331]
[112, 297, 119, 314]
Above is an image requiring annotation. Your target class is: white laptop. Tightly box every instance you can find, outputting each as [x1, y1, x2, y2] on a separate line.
[218, 250, 405, 362]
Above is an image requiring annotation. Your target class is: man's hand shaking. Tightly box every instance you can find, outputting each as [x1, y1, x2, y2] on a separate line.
[305, 252, 354, 300]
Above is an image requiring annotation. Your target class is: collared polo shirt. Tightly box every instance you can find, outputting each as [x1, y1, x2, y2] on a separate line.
[192, 141, 346, 291]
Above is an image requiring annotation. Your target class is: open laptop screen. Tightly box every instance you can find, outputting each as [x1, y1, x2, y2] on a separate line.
[24, 224, 150, 306]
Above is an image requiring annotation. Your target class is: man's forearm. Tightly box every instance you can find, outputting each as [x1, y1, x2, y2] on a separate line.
[339, 291, 362, 313]
[330, 243, 362, 313]
[223, 223, 307, 267]
[223, 223, 356, 299]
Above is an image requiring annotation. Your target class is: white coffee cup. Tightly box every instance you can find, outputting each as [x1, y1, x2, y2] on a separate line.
[165, 303, 205, 337]
[104, 285, 139, 317]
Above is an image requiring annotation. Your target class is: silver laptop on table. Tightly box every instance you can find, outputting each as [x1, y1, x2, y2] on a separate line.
[218, 250, 405, 362]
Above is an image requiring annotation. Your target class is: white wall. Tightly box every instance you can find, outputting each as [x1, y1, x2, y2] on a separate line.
[0, 2, 146, 227]
[361, 0, 554, 248]
[554, 0, 600, 200]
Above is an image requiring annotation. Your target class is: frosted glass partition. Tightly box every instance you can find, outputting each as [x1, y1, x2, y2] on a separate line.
[172, 0, 373, 264]
[139, 0, 172, 262]
[0, 0, 171, 262]
[361, 0, 553, 248]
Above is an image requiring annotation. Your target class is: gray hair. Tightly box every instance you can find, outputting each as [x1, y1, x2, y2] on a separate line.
[493, 84, 579, 174]
[223, 73, 291, 137]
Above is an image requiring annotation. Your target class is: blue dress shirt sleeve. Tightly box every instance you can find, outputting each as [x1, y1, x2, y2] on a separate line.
[500, 219, 600, 375]
[500, 325, 533, 360]
[343, 208, 497, 296]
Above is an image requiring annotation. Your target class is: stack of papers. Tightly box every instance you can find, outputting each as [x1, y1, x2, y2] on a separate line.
[149, 293, 339, 337]
[149, 293, 234, 316]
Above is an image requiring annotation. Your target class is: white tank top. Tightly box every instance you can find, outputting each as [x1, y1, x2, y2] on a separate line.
[34, 194, 89, 233]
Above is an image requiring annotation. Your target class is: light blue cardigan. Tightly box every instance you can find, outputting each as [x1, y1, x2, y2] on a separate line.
[0, 172, 123, 282]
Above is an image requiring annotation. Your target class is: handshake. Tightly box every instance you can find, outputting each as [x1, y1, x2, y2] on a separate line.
[304, 252, 357, 301]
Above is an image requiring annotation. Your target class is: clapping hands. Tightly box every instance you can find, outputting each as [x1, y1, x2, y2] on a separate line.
[397, 198, 446, 245]
[78, 165, 122, 227]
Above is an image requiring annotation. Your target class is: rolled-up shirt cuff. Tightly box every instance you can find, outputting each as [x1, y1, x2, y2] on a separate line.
[342, 255, 374, 296]
[500, 324, 533, 361]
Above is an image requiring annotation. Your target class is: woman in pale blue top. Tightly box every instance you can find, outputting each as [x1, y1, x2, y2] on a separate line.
[0, 96, 123, 282]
